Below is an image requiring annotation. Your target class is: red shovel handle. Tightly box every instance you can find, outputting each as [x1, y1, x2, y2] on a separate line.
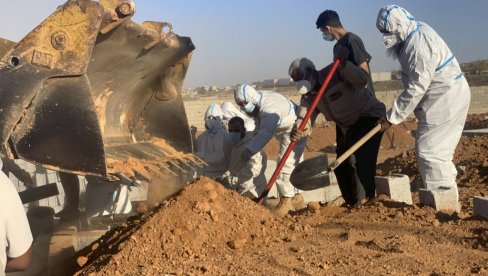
[258, 58, 341, 204]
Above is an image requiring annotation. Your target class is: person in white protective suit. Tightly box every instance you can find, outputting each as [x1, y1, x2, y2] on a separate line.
[234, 84, 306, 216]
[221, 101, 256, 132]
[376, 5, 471, 209]
[227, 116, 266, 200]
[84, 176, 133, 219]
[195, 103, 233, 179]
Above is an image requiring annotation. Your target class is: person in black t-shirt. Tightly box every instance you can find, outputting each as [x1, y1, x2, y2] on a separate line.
[314, 10, 383, 206]
[316, 10, 375, 94]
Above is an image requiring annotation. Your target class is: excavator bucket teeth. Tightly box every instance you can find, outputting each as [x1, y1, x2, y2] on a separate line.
[0, 0, 199, 182]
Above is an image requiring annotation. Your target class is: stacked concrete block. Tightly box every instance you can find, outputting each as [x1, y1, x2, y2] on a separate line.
[46, 172, 59, 184]
[128, 183, 149, 202]
[264, 160, 341, 204]
[473, 196, 488, 219]
[375, 174, 413, 205]
[303, 184, 342, 204]
[35, 173, 47, 186]
[418, 187, 461, 213]
[22, 161, 38, 173]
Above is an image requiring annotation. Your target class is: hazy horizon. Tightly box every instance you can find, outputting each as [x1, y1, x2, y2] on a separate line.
[0, 1, 486, 89]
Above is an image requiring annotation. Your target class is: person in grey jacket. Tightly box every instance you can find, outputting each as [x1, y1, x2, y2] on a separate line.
[289, 48, 386, 206]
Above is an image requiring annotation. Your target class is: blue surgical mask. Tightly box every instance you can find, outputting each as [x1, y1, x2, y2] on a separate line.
[322, 32, 334, 42]
[229, 132, 242, 145]
[244, 102, 256, 114]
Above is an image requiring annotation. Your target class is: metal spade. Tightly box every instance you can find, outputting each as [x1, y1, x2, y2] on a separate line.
[291, 124, 381, 191]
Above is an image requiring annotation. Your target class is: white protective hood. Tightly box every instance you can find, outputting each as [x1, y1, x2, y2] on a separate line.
[376, 5, 419, 42]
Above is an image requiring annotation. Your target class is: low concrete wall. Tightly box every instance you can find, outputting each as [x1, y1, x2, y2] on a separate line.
[184, 86, 488, 130]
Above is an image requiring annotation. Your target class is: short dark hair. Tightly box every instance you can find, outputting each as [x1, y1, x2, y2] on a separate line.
[316, 10, 342, 29]
[228, 116, 245, 127]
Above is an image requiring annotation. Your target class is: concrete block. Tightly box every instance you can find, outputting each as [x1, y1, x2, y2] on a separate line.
[73, 231, 107, 251]
[323, 184, 342, 202]
[14, 159, 26, 166]
[375, 174, 413, 205]
[35, 173, 47, 186]
[46, 173, 59, 184]
[473, 196, 488, 219]
[128, 183, 149, 201]
[419, 187, 460, 213]
[39, 198, 48, 207]
[303, 184, 341, 203]
[22, 162, 37, 173]
[264, 160, 341, 203]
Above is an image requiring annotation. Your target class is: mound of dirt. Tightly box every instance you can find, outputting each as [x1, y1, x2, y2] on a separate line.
[72, 176, 488, 275]
[377, 135, 488, 212]
[69, 120, 488, 275]
[72, 177, 303, 275]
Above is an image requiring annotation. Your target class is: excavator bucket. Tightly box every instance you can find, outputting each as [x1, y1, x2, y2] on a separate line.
[0, 0, 203, 184]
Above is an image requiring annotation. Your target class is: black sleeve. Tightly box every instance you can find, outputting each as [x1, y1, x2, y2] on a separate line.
[334, 33, 372, 67]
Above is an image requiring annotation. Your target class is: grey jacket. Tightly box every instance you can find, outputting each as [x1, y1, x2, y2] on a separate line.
[299, 61, 385, 132]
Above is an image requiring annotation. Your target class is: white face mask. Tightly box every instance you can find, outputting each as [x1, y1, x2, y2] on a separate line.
[243, 102, 256, 114]
[296, 80, 312, 95]
[382, 33, 400, 48]
[205, 119, 219, 130]
[322, 32, 334, 42]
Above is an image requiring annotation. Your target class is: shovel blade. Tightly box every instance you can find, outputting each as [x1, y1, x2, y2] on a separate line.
[290, 154, 332, 191]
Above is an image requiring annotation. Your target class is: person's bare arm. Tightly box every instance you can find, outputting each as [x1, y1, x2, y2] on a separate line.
[358, 61, 370, 74]
[5, 246, 32, 272]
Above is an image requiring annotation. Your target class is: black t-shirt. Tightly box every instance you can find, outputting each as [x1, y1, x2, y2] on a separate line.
[333, 32, 375, 94]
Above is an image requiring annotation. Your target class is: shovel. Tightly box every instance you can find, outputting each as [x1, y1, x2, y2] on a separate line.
[290, 124, 381, 191]
[257, 58, 342, 204]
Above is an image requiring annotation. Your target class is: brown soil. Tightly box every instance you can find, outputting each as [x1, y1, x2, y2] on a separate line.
[72, 176, 488, 275]
[465, 113, 488, 129]
[264, 119, 416, 160]
[70, 117, 488, 275]
[377, 135, 488, 214]
[106, 138, 200, 181]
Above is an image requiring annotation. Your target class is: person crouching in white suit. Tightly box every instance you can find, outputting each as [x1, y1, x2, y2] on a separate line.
[221, 101, 256, 132]
[227, 116, 266, 201]
[195, 103, 233, 179]
[234, 84, 306, 216]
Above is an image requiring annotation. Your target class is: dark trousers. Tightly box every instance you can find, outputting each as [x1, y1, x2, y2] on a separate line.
[334, 117, 383, 206]
[58, 172, 80, 208]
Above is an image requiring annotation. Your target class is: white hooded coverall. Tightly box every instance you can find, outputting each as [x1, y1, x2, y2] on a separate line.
[195, 103, 233, 178]
[229, 133, 267, 198]
[221, 101, 256, 132]
[235, 85, 305, 198]
[377, 5, 471, 191]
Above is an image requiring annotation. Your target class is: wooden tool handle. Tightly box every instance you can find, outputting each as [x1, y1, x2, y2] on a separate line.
[328, 124, 381, 172]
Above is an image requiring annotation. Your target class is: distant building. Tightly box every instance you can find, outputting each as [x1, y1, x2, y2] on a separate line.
[252, 81, 262, 89]
[276, 78, 294, 87]
[262, 79, 276, 88]
[209, 85, 219, 92]
[371, 72, 392, 82]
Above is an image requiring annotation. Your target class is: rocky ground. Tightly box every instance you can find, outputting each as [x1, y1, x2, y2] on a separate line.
[69, 116, 488, 275]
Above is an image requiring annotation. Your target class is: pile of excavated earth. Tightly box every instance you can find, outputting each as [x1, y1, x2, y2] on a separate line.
[70, 116, 488, 275]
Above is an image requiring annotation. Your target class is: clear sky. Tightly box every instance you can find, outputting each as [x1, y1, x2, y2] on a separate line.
[0, 1, 486, 89]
